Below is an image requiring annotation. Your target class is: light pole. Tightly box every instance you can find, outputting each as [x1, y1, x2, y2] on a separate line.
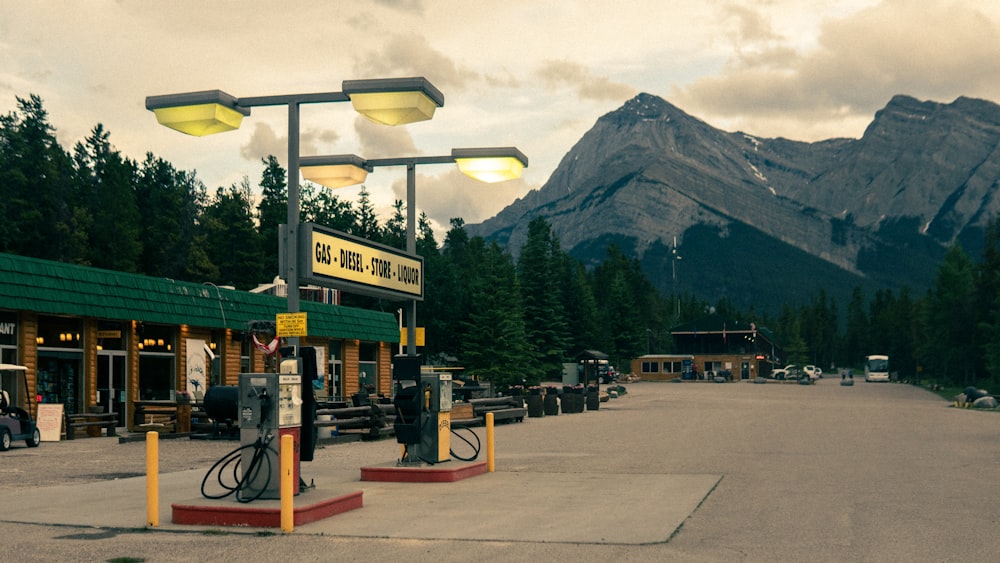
[671, 235, 682, 321]
[145, 78, 445, 349]
[299, 147, 528, 356]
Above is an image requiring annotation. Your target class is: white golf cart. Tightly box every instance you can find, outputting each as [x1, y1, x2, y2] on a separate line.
[0, 364, 41, 451]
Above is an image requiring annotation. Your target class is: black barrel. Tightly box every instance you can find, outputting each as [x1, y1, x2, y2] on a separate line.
[203, 385, 239, 423]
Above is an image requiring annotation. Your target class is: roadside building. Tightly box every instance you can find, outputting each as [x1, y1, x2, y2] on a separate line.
[630, 315, 783, 381]
[0, 253, 399, 431]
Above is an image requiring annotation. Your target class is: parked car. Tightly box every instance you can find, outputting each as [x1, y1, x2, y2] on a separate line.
[597, 364, 617, 384]
[803, 365, 820, 381]
[0, 364, 42, 451]
[771, 365, 804, 380]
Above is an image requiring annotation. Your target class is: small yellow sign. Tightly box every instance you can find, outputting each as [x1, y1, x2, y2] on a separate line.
[276, 312, 308, 337]
[399, 327, 425, 346]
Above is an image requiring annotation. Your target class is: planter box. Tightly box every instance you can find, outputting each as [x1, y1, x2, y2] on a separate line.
[451, 403, 474, 420]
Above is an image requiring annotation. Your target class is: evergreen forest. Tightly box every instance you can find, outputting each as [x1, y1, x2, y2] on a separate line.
[4, 94, 1000, 391]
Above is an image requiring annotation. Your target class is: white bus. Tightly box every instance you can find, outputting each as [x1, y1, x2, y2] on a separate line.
[865, 355, 890, 382]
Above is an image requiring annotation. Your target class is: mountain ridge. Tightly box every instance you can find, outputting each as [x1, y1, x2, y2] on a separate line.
[468, 93, 1000, 311]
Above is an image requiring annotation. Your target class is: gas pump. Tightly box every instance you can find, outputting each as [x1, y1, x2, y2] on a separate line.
[392, 355, 452, 465]
[420, 370, 452, 463]
[238, 370, 301, 499]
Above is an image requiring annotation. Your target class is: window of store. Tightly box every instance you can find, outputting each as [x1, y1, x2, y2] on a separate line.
[641, 361, 659, 373]
[235, 331, 250, 374]
[37, 315, 84, 414]
[0, 311, 17, 364]
[209, 330, 223, 386]
[328, 340, 343, 399]
[358, 341, 377, 393]
[138, 324, 176, 400]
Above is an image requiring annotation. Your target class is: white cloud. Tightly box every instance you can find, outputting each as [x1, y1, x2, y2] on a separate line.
[2, 0, 999, 231]
[673, 0, 1000, 139]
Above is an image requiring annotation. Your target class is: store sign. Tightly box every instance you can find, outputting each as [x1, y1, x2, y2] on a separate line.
[296, 223, 424, 301]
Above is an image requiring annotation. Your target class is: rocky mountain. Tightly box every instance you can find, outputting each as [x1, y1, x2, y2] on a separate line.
[467, 93, 1000, 312]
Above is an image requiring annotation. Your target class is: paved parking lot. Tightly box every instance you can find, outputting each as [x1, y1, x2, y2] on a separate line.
[2, 378, 997, 562]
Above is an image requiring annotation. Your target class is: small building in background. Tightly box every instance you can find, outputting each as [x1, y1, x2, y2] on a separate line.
[631, 315, 783, 381]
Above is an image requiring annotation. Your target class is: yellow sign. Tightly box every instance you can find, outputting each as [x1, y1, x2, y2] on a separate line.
[302, 224, 424, 300]
[276, 312, 308, 337]
[400, 327, 425, 346]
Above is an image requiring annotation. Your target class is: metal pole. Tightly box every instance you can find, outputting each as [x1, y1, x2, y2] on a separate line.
[287, 102, 300, 350]
[406, 163, 417, 356]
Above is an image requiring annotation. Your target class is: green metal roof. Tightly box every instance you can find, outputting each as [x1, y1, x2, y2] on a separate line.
[0, 253, 399, 343]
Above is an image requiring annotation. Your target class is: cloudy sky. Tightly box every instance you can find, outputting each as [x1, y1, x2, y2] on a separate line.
[3, 0, 1000, 235]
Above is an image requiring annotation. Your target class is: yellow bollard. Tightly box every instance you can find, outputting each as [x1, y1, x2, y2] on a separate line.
[281, 434, 294, 533]
[486, 412, 495, 473]
[146, 431, 159, 527]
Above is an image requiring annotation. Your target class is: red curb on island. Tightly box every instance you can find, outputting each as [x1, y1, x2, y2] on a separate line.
[360, 461, 488, 483]
[171, 490, 363, 527]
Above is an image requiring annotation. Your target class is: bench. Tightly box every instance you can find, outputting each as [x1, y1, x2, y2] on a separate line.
[133, 401, 182, 432]
[65, 412, 118, 440]
[315, 403, 391, 440]
[470, 397, 527, 424]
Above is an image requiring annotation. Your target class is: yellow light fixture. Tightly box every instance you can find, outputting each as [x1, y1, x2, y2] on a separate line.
[300, 154, 369, 188]
[343, 77, 444, 126]
[452, 147, 529, 183]
[145, 90, 250, 137]
[36, 336, 44, 345]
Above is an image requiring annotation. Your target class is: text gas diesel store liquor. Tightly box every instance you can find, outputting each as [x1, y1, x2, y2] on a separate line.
[301, 224, 424, 301]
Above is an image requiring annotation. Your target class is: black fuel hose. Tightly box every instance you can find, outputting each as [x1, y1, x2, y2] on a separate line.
[200, 433, 276, 503]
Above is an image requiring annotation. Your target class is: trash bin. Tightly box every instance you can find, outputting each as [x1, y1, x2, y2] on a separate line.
[526, 394, 544, 418]
[563, 386, 584, 413]
[585, 385, 600, 411]
[543, 388, 560, 416]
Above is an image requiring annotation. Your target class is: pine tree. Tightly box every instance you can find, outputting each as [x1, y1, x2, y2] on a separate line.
[257, 155, 287, 279]
[200, 180, 265, 289]
[461, 241, 534, 387]
[354, 186, 382, 241]
[0, 95, 74, 259]
[517, 217, 569, 380]
[924, 244, 977, 385]
[72, 124, 142, 272]
[135, 154, 207, 280]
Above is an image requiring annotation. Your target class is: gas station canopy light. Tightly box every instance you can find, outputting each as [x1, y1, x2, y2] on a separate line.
[342, 78, 445, 126]
[452, 147, 529, 183]
[145, 78, 444, 136]
[144, 90, 249, 136]
[300, 146, 529, 189]
[299, 154, 370, 189]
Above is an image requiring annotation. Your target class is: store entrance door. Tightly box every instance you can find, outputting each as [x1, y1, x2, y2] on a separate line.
[98, 352, 127, 427]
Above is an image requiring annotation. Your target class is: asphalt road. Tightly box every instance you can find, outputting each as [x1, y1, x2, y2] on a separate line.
[1, 378, 997, 562]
